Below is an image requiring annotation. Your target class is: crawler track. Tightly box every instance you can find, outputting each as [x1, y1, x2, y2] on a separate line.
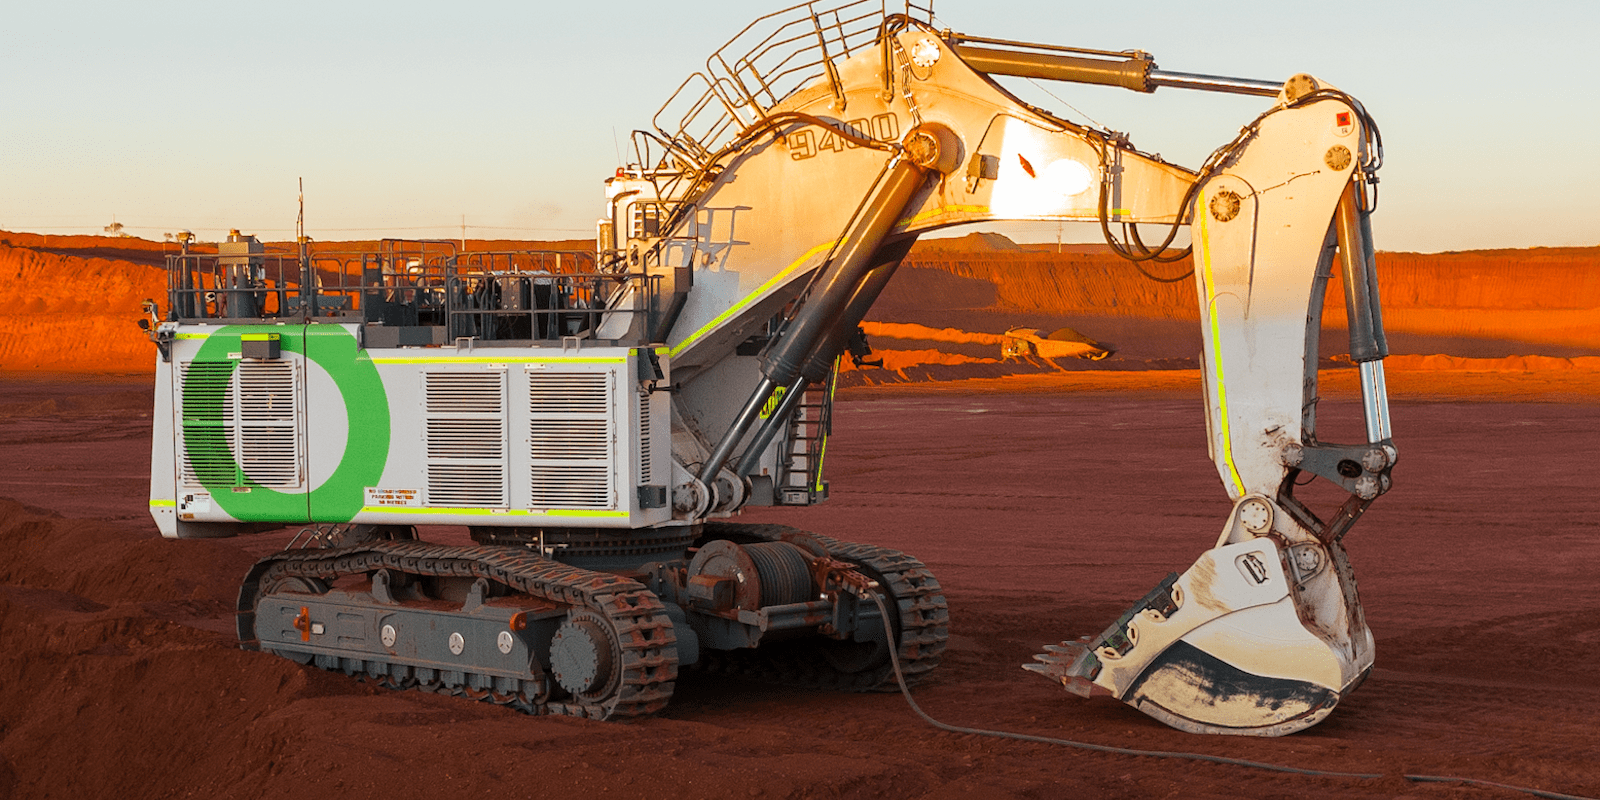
[696, 522, 949, 691]
[237, 541, 678, 720]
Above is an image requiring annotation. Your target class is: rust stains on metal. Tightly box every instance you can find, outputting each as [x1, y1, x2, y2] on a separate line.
[1184, 557, 1230, 614]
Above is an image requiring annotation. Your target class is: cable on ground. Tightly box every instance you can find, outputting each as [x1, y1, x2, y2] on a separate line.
[864, 591, 1595, 800]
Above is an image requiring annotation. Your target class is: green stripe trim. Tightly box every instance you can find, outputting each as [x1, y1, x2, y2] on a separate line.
[174, 333, 210, 340]
[668, 237, 843, 358]
[370, 356, 626, 365]
[149, 499, 176, 507]
[361, 506, 628, 517]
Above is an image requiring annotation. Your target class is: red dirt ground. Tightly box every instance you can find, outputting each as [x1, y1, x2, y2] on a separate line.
[2, 372, 1597, 800]
[3, 231, 1597, 797]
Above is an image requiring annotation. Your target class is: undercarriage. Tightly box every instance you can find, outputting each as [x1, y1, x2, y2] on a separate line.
[240, 522, 948, 719]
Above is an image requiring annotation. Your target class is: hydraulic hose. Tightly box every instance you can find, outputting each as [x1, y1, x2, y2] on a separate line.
[862, 590, 1596, 800]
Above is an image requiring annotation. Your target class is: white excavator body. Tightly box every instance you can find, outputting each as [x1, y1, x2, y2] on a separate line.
[146, 0, 1392, 735]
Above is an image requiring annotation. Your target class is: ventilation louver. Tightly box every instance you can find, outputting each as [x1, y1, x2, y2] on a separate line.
[424, 371, 508, 507]
[529, 372, 613, 509]
[179, 360, 302, 489]
[639, 391, 652, 484]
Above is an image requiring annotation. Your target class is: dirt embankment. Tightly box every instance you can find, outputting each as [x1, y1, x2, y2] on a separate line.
[0, 234, 595, 373]
[2, 230, 1596, 375]
[883, 241, 1600, 349]
[0, 238, 171, 372]
[836, 236, 1598, 387]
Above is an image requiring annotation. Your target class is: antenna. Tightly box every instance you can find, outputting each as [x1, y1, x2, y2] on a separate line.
[297, 177, 312, 319]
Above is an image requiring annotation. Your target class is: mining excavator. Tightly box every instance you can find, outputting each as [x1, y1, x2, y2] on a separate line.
[144, 0, 1392, 736]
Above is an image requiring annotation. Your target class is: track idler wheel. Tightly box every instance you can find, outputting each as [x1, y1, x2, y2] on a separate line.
[549, 610, 621, 701]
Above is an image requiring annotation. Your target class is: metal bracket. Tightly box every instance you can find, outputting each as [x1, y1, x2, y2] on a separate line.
[1284, 440, 1394, 500]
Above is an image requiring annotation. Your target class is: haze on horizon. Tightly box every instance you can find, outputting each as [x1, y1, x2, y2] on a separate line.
[3, 0, 1596, 254]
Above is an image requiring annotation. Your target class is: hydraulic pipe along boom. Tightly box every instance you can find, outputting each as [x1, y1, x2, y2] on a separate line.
[952, 44, 1281, 97]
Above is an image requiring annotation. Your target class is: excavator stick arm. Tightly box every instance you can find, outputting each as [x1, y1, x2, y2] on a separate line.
[1029, 86, 1392, 736]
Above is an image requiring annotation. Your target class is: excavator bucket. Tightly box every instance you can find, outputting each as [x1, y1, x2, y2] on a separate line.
[1026, 524, 1373, 735]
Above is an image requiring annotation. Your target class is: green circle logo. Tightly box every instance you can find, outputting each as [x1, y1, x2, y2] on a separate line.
[188, 325, 390, 522]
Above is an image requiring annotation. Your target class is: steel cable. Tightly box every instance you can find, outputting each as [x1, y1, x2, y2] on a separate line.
[864, 590, 1596, 800]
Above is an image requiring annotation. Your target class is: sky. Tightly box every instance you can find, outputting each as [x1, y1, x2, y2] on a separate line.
[2, 0, 1596, 253]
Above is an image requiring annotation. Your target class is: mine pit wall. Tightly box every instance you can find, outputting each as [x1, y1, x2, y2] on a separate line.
[875, 248, 1600, 351]
[1, 230, 1597, 373]
[0, 243, 169, 372]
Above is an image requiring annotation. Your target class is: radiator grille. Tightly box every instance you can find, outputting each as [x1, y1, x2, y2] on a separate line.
[425, 419, 506, 459]
[424, 371, 507, 506]
[179, 361, 235, 486]
[529, 466, 612, 508]
[529, 374, 609, 412]
[529, 372, 613, 509]
[235, 360, 300, 487]
[529, 420, 608, 459]
[426, 464, 508, 507]
[425, 373, 507, 414]
[179, 360, 302, 489]
[639, 392, 653, 483]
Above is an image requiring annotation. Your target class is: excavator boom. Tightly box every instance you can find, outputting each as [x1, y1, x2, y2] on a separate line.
[618, 3, 1391, 735]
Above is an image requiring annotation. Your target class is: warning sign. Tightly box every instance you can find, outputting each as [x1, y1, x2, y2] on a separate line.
[1334, 111, 1355, 137]
[364, 487, 422, 507]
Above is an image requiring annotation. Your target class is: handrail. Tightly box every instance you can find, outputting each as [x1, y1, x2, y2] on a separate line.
[649, 0, 932, 172]
[164, 243, 658, 345]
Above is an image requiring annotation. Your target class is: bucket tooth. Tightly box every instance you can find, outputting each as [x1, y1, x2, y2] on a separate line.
[1023, 637, 1108, 697]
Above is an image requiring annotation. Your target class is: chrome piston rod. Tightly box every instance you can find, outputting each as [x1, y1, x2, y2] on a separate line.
[1148, 69, 1281, 97]
[1335, 180, 1393, 444]
[951, 43, 1281, 97]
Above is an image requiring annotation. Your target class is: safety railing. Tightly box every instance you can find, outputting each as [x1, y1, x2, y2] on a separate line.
[165, 240, 660, 346]
[649, 0, 933, 172]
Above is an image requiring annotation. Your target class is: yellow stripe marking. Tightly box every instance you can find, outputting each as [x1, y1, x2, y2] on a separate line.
[669, 237, 843, 358]
[1197, 189, 1245, 496]
[370, 356, 625, 365]
[668, 199, 1144, 359]
[895, 204, 1134, 229]
[173, 333, 210, 340]
[361, 506, 628, 518]
[814, 357, 842, 492]
[149, 499, 176, 507]
[896, 203, 991, 228]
